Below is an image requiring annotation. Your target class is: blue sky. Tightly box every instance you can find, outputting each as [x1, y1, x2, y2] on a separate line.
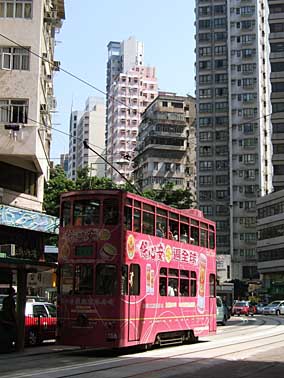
[52, 0, 196, 161]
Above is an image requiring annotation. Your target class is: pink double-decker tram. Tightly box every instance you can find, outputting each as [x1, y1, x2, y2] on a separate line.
[57, 189, 217, 349]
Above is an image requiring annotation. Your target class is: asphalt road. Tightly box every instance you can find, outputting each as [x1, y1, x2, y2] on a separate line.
[1, 315, 284, 378]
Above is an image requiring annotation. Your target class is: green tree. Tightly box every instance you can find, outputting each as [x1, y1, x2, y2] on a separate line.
[43, 165, 75, 217]
[75, 167, 117, 190]
[143, 182, 193, 209]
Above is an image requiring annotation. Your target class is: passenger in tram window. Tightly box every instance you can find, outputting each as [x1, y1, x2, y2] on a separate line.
[181, 231, 188, 243]
[173, 230, 178, 241]
[167, 284, 175, 296]
[168, 230, 174, 240]
[156, 223, 164, 237]
[159, 280, 166, 296]
[168, 279, 178, 296]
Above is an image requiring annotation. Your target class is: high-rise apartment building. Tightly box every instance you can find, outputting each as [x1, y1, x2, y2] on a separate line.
[105, 37, 144, 169]
[134, 92, 196, 203]
[105, 37, 157, 184]
[68, 97, 106, 180]
[196, 0, 273, 280]
[106, 66, 158, 184]
[268, 0, 284, 191]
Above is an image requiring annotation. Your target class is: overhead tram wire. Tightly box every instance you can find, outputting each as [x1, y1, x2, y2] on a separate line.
[0, 32, 274, 191]
[83, 141, 143, 196]
[0, 32, 274, 135]
[0, 32, 135, 112]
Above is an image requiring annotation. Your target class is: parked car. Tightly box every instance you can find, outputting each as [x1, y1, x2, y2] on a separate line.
[25, 302, 57, 346]
[216, 296, 227, 325]
[256, 303, 267, 314]
[263, 300, 284, 316]
[231, 301, 256, 316]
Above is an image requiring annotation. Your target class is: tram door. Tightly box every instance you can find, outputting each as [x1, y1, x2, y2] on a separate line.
[128, 264, 141, 342]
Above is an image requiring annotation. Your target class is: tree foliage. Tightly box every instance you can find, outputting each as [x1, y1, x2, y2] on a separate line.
[44, 167, 194, 219]
[43, 165, 75, 217]
[143, 182, 193, 209]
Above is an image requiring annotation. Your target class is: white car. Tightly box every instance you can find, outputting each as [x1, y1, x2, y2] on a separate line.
[263, 300, 284, 315]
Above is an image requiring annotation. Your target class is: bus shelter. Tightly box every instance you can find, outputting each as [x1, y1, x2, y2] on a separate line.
[0, 204, 59, 352]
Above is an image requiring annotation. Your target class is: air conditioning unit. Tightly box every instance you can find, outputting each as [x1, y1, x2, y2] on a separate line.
[52, 60, 60, 71]
[40, 104, 47, 112]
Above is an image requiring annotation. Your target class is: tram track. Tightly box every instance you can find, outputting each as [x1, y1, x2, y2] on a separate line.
[4, 316, 284, 378]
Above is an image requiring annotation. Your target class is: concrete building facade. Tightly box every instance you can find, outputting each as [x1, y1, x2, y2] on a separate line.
[195, 0, 273, 280]
[0, 0, 65, 211]
[68, 97, 106, 180]
[133, 92, 196, 202]
[257, 189, 284, 298]
[106, 66, 158, 184]
[105, 37, 144, 173]
[269, 0, 284, 191]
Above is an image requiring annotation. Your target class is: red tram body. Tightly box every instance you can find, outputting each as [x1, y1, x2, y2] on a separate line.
[57, 190, 217, 349]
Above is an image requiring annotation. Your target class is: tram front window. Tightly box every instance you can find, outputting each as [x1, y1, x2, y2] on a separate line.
[96, 264, 117, 295]
[103, 199, 119, 225]
[74, 264, 93, 294]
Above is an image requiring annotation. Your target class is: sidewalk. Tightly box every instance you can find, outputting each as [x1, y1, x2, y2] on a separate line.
[0, 342, 80, 359]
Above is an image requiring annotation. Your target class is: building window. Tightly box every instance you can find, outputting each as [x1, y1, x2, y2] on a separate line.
[0, 47, 30, 70]
[0, 0, 32, 18]
[0, 161, 37, 196]
[0, 99, 28, 123]
[165, 163, 171, 172]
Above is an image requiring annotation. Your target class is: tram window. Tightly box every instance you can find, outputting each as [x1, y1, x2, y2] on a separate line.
[191, 226, 199, 246]
[180, 279, 189, 297]
[209, 232, 215, 249]
[134, 209, 141, 232]
[96, 264, 117, 295]
[143, 203, 155, 212]
[169, 268, 178, 277]
[103, 199, 119, 225]
[159, 277, 167, 296]
[160, 267, 167, 276]
[200, 229, 208, 247]
[180, 270, 189, 278]
[61, 201, 71, 226]
[156, 216, 167, 238]
[169, 211, 178, 219]
[209, 273, 216, 297]
[157, 208, 167, 216]
[168, 278, 178, 296]
[60, 264, 73, 294]
[180, 223, 189, 243]
[142, 212, 154, 235]
[121, 265, 128, 295]
[74, 200, 100, 226]
[129, 264, 140, 296]
[169, 220, 179, 241]
[124, 206, 132, 230]
[134, 200, 141, 208]
[74, 264, 93, 294]
[190, 271, 197, 297]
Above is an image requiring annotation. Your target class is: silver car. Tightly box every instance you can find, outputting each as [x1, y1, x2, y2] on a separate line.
[263, 300, 284, 315]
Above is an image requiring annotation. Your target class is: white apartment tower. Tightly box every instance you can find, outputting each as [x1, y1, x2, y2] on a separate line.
[106, 66, 158, 184]
[196, 0, 273, 280]
[68, 97, 106, 180]
[106, 37, 158, 184]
